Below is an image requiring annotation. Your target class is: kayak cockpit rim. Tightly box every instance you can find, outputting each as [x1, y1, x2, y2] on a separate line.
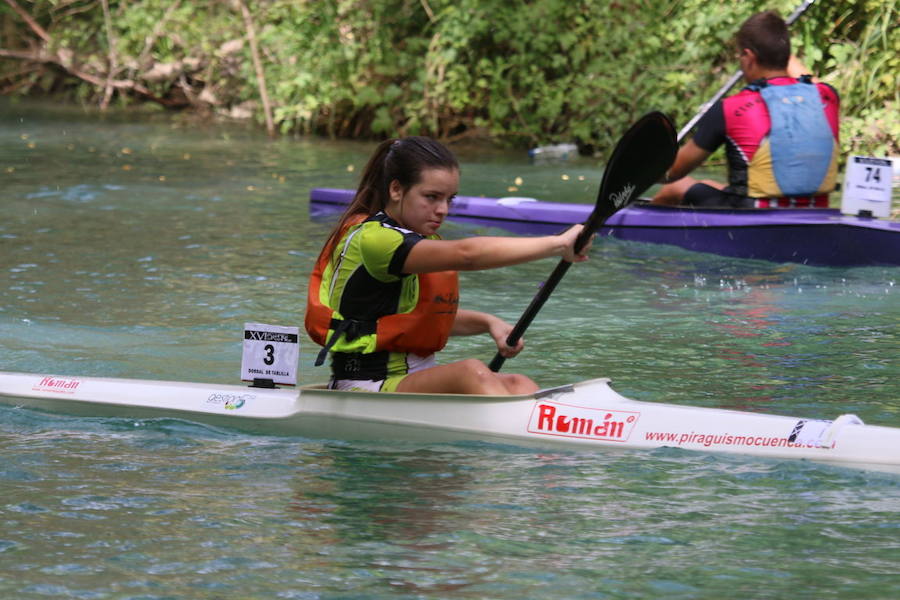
[296, 378, 609, 400]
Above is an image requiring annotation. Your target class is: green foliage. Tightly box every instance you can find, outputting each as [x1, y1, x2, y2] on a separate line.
[1, 0, 897, 156]
[790, 0, 899, 157]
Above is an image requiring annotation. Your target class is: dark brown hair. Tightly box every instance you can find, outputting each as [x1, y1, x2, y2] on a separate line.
[318, 136, 459, 259]
[736, 10, 791, 70]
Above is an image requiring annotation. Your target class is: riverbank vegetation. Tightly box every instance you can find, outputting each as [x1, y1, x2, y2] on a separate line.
[1, 0, 897, 156]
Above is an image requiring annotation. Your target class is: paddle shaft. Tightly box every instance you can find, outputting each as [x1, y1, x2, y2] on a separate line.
[487, 213, 601, 373]
[486, 111, 676, 374]
[676, 0, 819, 142]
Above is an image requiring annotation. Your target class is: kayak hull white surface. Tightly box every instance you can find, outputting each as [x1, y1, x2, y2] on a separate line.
[1, 371, 898, 473]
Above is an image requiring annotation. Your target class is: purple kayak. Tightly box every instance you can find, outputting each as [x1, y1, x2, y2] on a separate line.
[309, 187, 900, 267]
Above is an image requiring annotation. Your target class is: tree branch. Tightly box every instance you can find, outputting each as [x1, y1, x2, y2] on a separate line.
[100, 0, 117, 108]
[0, 46, 175, 106]
[237, 0, 275, 136]
[1, 0, 184, 107]
[3, 0, 51, 43]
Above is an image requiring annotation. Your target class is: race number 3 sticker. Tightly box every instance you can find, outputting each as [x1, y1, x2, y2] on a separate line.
[240, 323, 300, 386]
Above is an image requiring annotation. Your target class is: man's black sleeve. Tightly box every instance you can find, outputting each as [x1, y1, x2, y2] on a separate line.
[691, 102, 725, 153]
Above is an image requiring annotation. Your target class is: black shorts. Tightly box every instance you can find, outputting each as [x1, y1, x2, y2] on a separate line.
[683, 183, 753, 208]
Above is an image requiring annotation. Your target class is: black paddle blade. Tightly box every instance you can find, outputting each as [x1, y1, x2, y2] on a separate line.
[489, 111, 677, 373]
[576, 111, 677, 250]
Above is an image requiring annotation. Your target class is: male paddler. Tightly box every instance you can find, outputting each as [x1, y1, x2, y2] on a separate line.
[653, 10, 840, 208]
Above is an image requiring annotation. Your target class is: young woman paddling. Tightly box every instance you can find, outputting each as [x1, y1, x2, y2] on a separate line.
[305, 136, 592, 395]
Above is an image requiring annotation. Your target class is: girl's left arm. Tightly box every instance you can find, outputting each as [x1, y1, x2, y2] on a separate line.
[451, 309, 525, 357]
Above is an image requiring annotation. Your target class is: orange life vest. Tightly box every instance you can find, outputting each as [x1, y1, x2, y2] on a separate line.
[305, 214, 459, 362]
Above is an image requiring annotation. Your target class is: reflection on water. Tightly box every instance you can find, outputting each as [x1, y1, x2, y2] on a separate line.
[289, 446, 471, 543]
[3, 416, 899, 598]
[1, 101, 899, 599]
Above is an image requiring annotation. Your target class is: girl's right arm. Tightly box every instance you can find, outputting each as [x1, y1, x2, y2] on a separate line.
[402, 224, 590, 274]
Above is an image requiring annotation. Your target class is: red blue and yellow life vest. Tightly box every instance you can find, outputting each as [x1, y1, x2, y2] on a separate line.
[699, 76, 840, 206]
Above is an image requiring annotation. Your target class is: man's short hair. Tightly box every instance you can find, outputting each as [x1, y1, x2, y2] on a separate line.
[736, 10, 791, 70]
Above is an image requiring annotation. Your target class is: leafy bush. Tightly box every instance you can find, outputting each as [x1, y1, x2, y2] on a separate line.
[1, 0, 896, 156]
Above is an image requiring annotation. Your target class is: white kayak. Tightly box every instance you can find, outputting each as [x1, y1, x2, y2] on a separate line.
[1, 371, 898, 473]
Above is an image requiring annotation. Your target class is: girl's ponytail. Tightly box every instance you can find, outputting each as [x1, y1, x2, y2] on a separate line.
[351, 138, 396, 218]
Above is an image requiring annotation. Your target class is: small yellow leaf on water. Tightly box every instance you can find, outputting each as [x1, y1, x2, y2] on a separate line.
[183, 153, 191, 160]
[246, 185, 256, 191]
[507, 186, 518, 192]
[158, 176, 166, 181]
[122, 165, 132, 171]
[561, 174, 570, 181]
[514, 176, 523, 186]
[121, 148, 132, 155]
[578, 175, 585, 181]
[20, 134, 28, 140]
[347, 165, 355, 172]
[5, 167, 14, 173]
[279, 176, 286, 183]
[27, 142, 36, 149]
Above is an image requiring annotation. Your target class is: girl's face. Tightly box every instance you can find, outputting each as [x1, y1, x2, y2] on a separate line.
[386, 167, 459, 236]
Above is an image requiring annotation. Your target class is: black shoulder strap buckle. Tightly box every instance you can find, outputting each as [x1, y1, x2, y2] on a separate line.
[314, 318, 377, 366]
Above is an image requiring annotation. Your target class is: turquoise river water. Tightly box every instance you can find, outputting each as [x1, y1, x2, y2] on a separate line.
[1, 100, 898, 599]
